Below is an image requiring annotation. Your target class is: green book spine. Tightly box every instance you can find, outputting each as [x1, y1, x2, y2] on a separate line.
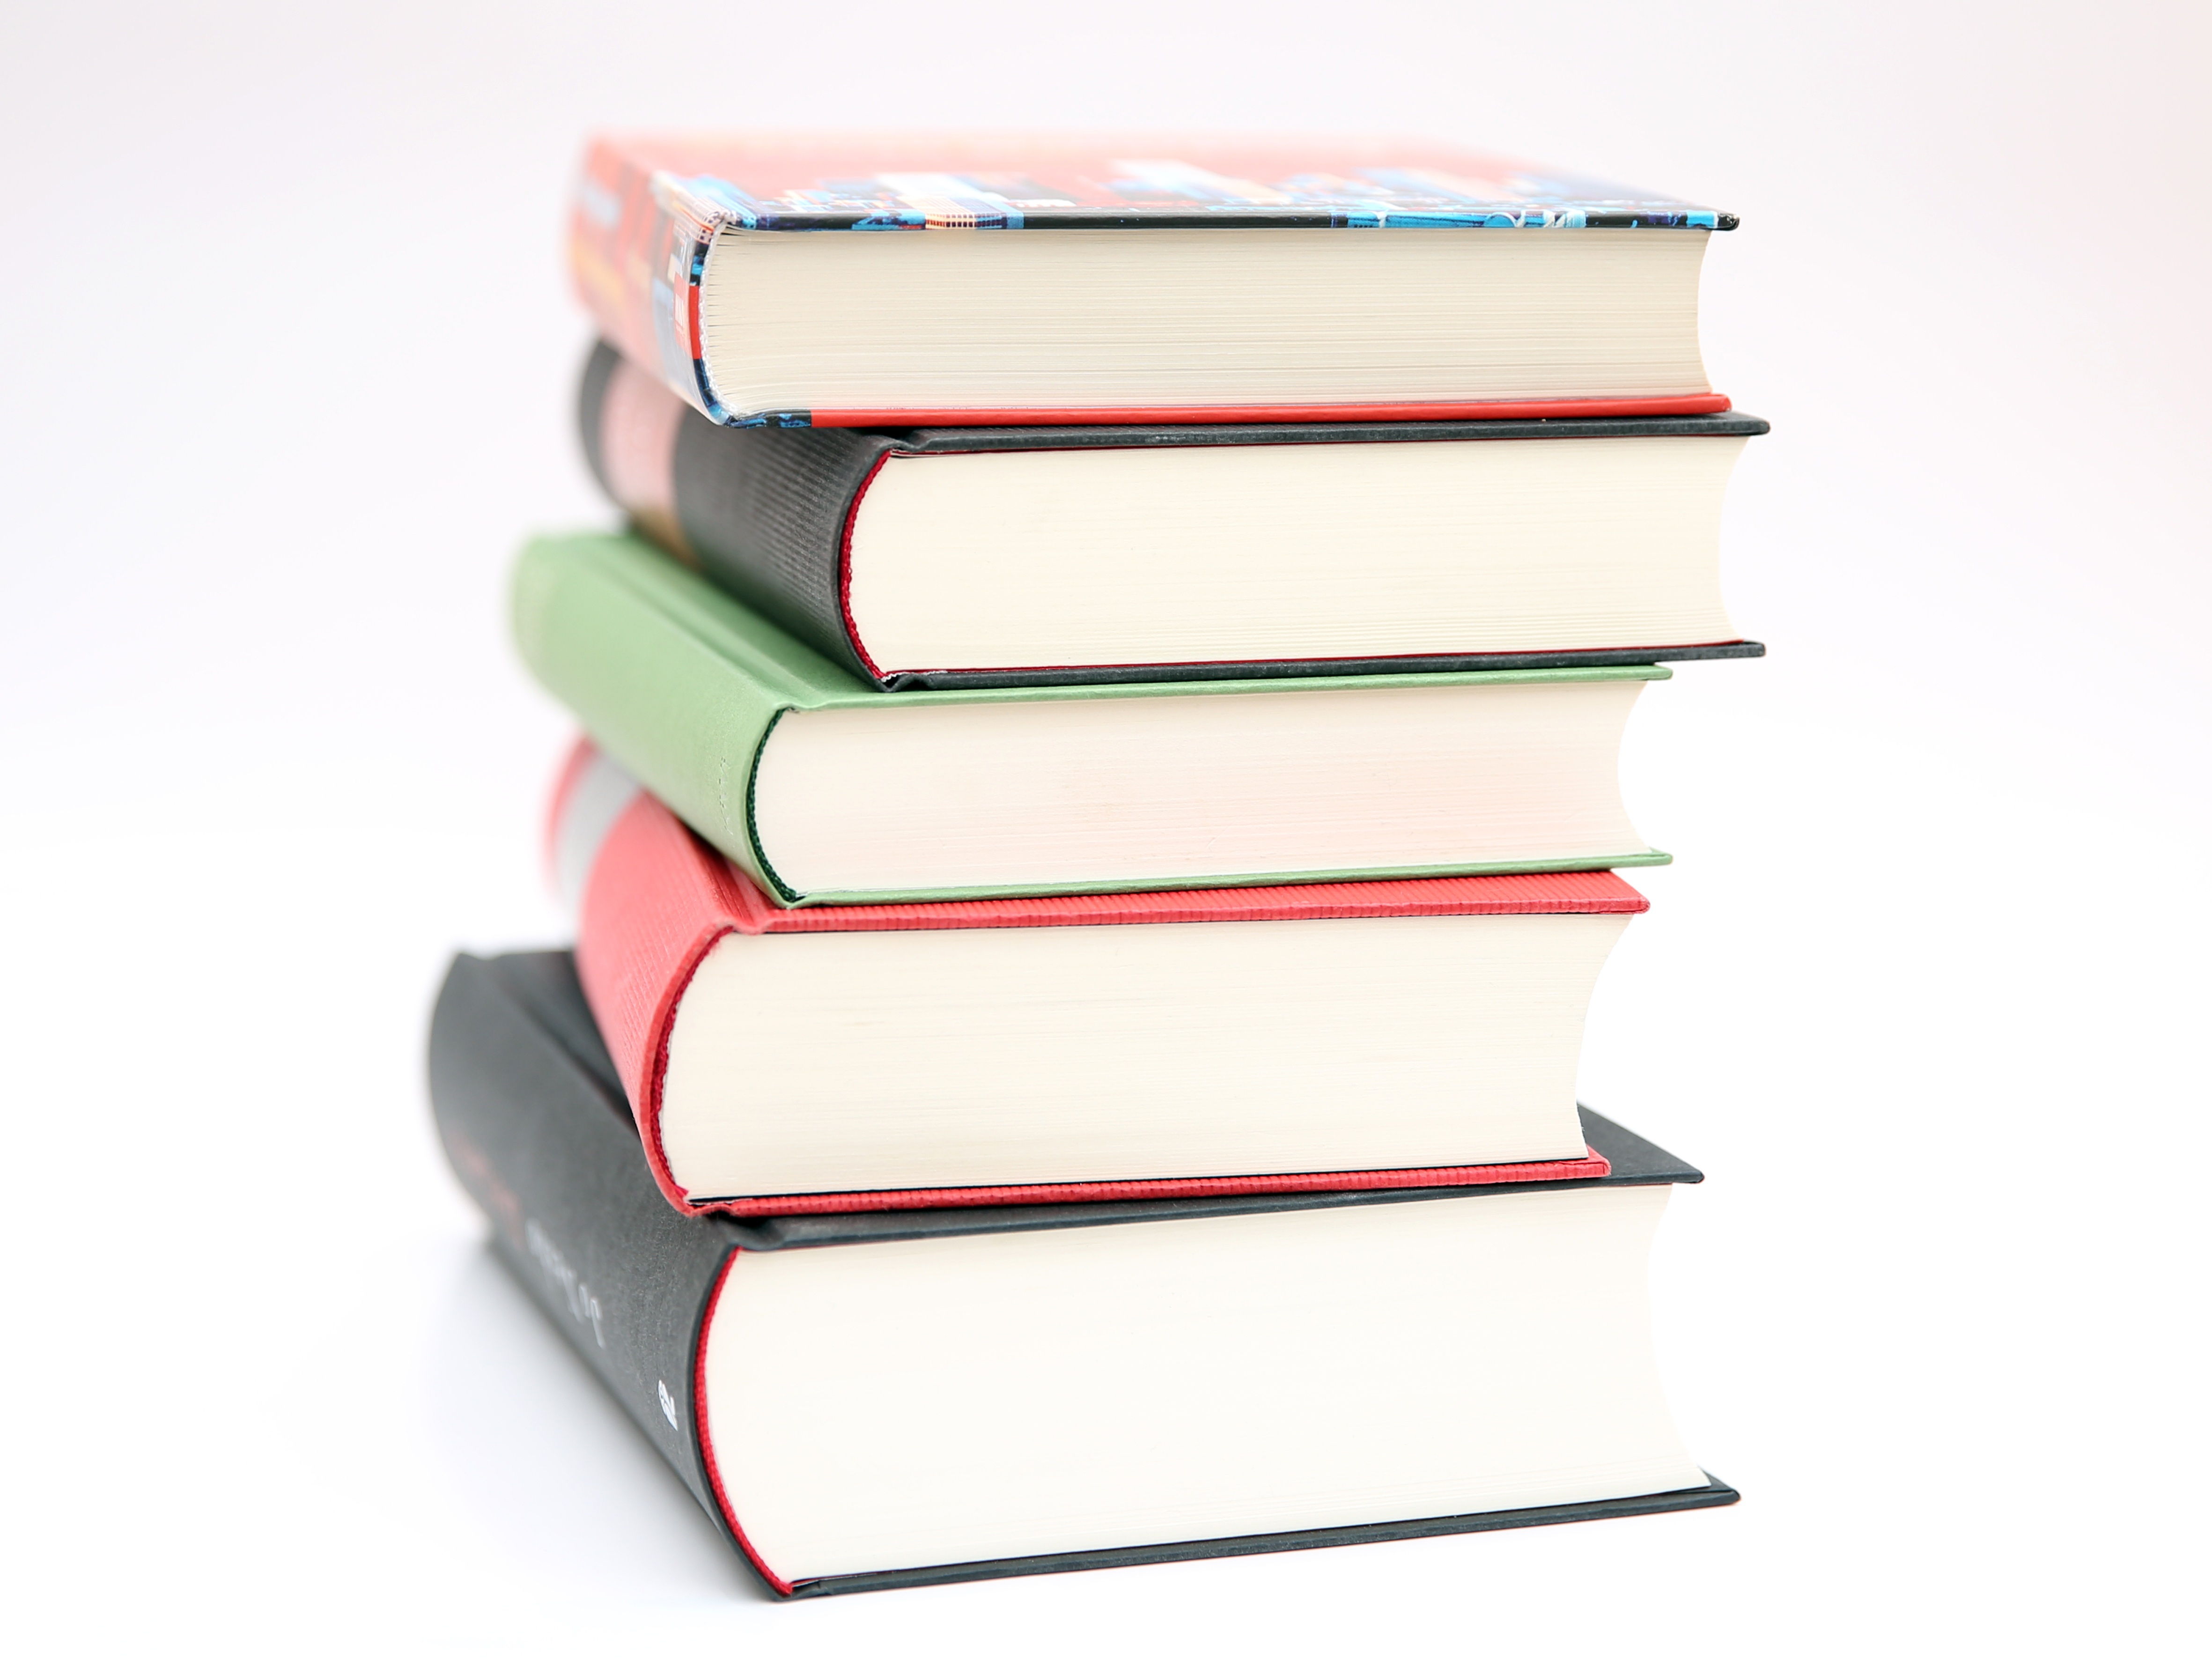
[512, 531, 1672, 907]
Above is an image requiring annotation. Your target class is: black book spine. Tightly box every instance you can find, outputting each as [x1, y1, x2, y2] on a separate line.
[576, 341, 895, 685]
[427, 951, 745, 1553]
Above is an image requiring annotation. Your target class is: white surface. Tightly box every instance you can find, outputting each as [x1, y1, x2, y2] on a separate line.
[755, 678, 1650, 893]
[848, 436, 1746, 669]
[663, 912, 1619, 1195]
[0, 1, 2205, 1652]
[708, 1187, 1700, 1578]
[701, 223, 1710, 412]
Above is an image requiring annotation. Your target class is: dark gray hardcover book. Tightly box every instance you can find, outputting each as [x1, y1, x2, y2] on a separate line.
[428, 949, 1738, 1598]
[577, 340, 1768, 691]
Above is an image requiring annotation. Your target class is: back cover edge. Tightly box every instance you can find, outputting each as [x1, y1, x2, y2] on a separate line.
[884, 642, 1761, 691]
[788, 1475, 1741, 1597]
[892, 413, 1769, 449]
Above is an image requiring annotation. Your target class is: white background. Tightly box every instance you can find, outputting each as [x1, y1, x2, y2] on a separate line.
[2, 2, 2206, 1652]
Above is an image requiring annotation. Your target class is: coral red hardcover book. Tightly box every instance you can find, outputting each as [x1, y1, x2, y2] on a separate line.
[550, 739, 1659, 1218]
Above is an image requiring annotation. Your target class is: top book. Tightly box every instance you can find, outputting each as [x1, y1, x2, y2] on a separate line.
[572, 133, 1737, 429]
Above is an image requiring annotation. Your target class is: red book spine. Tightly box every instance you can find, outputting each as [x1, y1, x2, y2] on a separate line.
[570, 137, 726, 422]
[573, 789, 750, 1214]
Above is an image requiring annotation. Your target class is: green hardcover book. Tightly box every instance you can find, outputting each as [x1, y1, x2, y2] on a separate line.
[512, 532, 1673, 907]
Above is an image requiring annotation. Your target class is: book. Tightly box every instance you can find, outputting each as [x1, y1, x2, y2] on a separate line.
[551, 738, 1647, 1216]
[512, 531, 1674, 906]
[579, 339, 1770, 690]
[429, 947, 1739, 1597]
[571, 133, 1737, 428]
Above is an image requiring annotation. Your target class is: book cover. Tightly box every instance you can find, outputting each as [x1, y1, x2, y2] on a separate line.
[428, 948, 1739, 1599]
[570, 133, 1737, 428]
[578, 339, 1769, 690]
[510, 530, 1674, 907]
[549, 739, 1647, 1218]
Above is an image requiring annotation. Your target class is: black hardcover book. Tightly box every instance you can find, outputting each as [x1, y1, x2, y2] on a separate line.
[578, 341, 1768, 691]
[429, 950, 1737, 1598]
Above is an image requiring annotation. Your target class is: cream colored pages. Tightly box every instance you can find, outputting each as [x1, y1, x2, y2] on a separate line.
[700, 227, 1710, 412]
[750, 677, 1650, 895]
[707, 1184, 1703, 1580]
[657, 910, 1625, 1196]
[848, 435, 1746, 671]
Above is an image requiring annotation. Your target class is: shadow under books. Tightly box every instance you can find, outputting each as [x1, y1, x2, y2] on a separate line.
[424, 1239, 776, 1602]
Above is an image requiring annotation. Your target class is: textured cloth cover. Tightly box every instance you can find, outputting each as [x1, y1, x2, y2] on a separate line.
[575, 338, 1769, 689]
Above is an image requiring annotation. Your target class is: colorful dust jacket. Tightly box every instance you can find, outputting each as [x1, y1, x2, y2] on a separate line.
[428, 946, 1738, 1595]
[549, 735, 1651, 1217]
[509, 531, 1674, 907]
[569, 133, 1737, 429]
[577, 339, 1770, 690]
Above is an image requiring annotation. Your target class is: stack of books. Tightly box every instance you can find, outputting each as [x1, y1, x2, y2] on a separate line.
[433, 134, 1762, 1598]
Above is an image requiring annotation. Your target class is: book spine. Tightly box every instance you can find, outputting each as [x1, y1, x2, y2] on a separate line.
[569, 139, 739, 420]
[569, 789, 756, 1215]
[426, 954, 743, 1551]
[545, 736, 620, 907]
[511, 535, 792, 897]
[576, 339, 694, 563]
[577, 341, 894, 684]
